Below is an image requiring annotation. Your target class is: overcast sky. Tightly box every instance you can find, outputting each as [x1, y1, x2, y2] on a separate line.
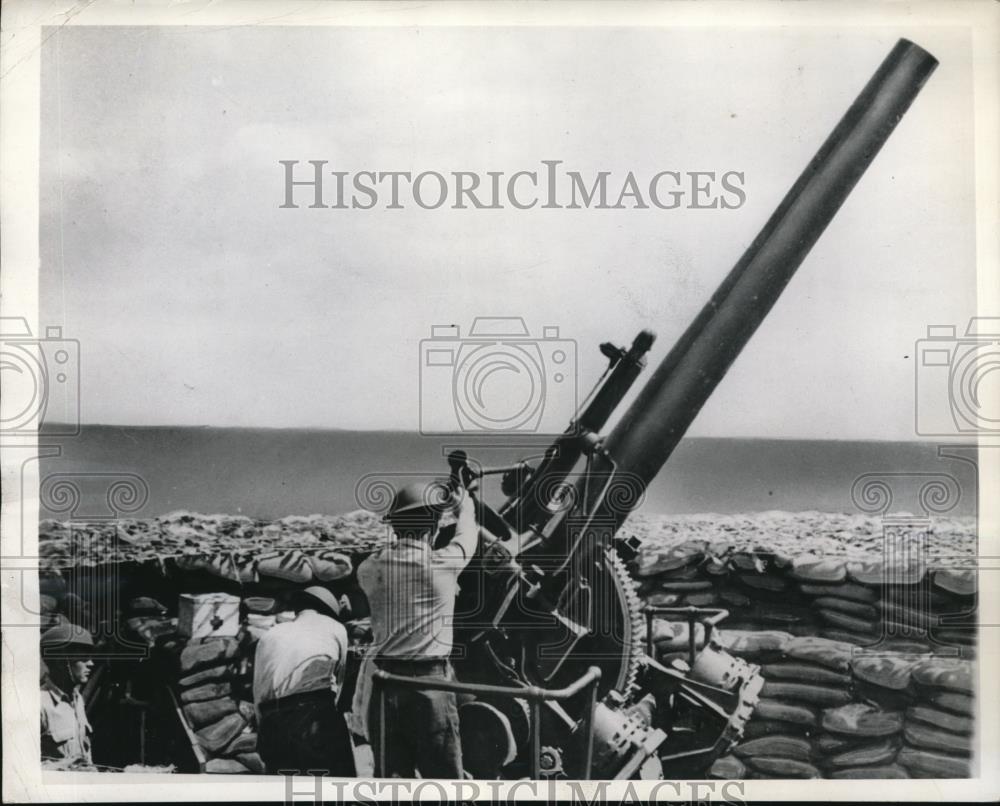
[39, 25, 976, 439]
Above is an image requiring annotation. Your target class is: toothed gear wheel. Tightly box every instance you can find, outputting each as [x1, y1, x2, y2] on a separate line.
[605, 546, 645, 698]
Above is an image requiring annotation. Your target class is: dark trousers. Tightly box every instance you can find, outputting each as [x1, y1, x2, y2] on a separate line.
[368, 658, 462, 779]
[258, 689, 356, 776]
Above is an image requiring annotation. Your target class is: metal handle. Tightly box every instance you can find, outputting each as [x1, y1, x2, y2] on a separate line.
[644, 606, 731, 666]
[371, 665, 602, 779]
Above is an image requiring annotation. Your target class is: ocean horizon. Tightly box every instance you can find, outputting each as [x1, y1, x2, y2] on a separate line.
[36, 425, 978, 521]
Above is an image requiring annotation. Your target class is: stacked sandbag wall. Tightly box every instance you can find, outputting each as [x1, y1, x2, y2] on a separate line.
[173, 635, 262, 774]
[704, 632, 974, 779]
[631, 542, 976, 658]
[96, 547, 366, 774]
[39, 513, 977, 779]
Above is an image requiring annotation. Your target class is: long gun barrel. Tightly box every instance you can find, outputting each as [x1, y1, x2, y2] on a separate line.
[586, 38, 938, 529]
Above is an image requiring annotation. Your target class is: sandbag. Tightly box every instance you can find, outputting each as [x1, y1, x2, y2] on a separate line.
[910, 658, 973, 693]
[925, 690, 974, 716]
[819, 628, 876, 647]
[715, 629, 792, 658]
[179, 637, 239, 675]
[818, 608, 878, 635]
[906, 705, 972, 736]
[810, 596, 877, 620]
[179, 663, 232, 688]
[848, 561, 924, 586]
[645, 592, 681, 608]
[708, 755, 746, 779]
[635, 548, 704, 578]
[933, 628, 976, 647]
[812, 732, 854, 755]
[175, 554, 242, 583]
[761, 662, 850, 687]
[878, 601, 935, 628]
[222, 729, 258, 757]
[874, 639, 932, 655]
[737, 573, 788, 593]
[753, 698, 818, 727]
[824, 737, 900, 769]
[183, 697, 237, 729]
[205, 758, 250, 774]
[653, 563, 705, 582]
[760, 681, 852, 708]
[789, 556, 847, 584]
[733, 735, 811, 762]
[932, 569, 975, 597]
[851, 655, 917, 691]
[703, 556, 730, 577]
[684, 592, 719, 607]
[821, 703, 903, 737]
[784, 637, 853, 672]
[799, 582, 878, 603]
[902, 721, 973, 756]
[656, 580, 713, 593]
[830, 764, 909, 779]
[256, 550, 313, 584]
[744, 756, 821, 778]
[897, 746, 971, 778]
[237, 752, 265, 774]
[180, 681, 232, 704]
[196, 712, 248, 754]
[308, 550, 353, 582]
[237, 699, 256, 725]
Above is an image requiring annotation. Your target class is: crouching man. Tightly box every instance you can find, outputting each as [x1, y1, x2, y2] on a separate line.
[357, 481, 477, 778]
[253, 585, 355, 776]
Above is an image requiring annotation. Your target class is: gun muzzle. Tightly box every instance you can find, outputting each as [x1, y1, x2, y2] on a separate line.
[585, 39, 938, 529]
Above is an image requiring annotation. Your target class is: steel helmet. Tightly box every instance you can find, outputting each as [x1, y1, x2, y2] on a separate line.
[383, 480, 450, 522]
[40, 622, 94, 657]
[298, 585, 343, 619]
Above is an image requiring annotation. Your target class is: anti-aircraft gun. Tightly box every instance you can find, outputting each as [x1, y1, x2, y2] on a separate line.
[370, 39, 938, 780]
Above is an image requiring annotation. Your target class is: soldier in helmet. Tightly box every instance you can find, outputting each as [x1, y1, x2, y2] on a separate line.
[356, 480, 477, 778]
[252, 585, 355, 776]
[39, 622, 96, 767]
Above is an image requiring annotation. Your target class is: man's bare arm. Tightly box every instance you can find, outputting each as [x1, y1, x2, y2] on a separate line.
[432, 492, 478, 569]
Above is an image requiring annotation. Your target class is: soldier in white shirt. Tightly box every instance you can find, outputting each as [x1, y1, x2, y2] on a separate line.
[40, 622, 95, 767]
[252, 585, 354, 776]
[357, 481, 478, 778]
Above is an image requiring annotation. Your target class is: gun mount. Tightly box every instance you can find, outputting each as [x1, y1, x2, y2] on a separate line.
[374, 39, 938, 780]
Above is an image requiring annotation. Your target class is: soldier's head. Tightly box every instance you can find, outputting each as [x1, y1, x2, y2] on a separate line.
[293, 585, 344, 621]
[40, 622, 95, 689]
[383, 481, 449, 543]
